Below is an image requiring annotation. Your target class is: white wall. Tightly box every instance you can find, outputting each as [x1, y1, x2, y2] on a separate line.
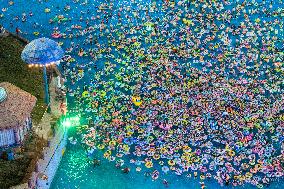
[31, 126, 67, 189]
[0, 117, 32, 147]
[0, 128, 15, 147]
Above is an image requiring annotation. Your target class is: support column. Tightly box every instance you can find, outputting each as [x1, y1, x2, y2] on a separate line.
[43, 66, 51, 113]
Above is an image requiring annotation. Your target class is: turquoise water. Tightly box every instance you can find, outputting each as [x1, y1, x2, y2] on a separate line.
[50, 131, 283, 189]
[0, 0, 283, 189]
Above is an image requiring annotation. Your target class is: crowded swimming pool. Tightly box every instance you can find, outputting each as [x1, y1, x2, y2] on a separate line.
[1, 0, 283, 188]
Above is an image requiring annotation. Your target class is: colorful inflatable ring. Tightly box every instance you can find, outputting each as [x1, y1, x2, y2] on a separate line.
[97, 144, 105, 150]
[168, 160, 175, 166]
[109, 140, 116, 146]
[145, 161, 153, 168]
[51, 33, 62, 39]
[255, 164, 262, 170]
[138, 128, 144, 133]
[132, 96, 142, 106]
[201, 158, 209, 165]
[193, 157, 200, 163]
[33, 32, 40, 36]
[109, 156, 115, 161]
[250, 168, 257, 173]
[123, 144, 130, 152]
[245, 172, 253, 179]
[153, 154, 160, 160]
[160, 147, 167, 154]
[45, 8, 51, 13]
[228, 150, 235, 156]
[104, 150, 111, 158]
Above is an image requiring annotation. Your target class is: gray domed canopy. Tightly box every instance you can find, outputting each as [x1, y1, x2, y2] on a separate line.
[0, 87, 7, 103]
[21, 37, 64, 65]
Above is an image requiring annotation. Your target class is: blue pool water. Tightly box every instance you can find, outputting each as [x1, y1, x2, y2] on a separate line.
[50, 130, 283, 189]
[0, 0, 283, 189]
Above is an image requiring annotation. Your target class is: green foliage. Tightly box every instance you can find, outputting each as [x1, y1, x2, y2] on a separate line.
[0, 157, 31, 189]
[0, 132, 47, 188]
[0, 36, 46, 124]
[0, 36, 48, 188]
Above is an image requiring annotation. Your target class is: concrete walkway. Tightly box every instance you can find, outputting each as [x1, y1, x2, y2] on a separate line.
[10, 79, 66, 189]
[34, 77, 64, 140]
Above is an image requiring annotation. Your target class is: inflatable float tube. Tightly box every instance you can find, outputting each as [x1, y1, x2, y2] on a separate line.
[52, 33, 62, 39]
[33, 31, 40, 36]
[60, 18, 68, 22]
[45, 8, 51, 13]
[132, 96, 142, 106]
[151, 170, 159, 180]
[145, 161, 153, 168]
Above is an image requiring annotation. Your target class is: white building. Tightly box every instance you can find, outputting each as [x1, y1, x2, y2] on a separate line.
[0, 82, 37, 147]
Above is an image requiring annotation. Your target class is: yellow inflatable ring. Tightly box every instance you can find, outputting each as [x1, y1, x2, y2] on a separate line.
[228, 150, 235, 156]
[82, 91, 89, 97]
[104, 151, 111, 158]
[132, 96, 142, 106]
[109, 140, 116, 146]
[137, 116, 143, 122]
[138, 128, 144, 133]
[123, 144, 129, 151]
[45, 8, 51, 13]
[33, 32, 39, 36]
[160, 147, 167, 154]
[145, 161, 153, 168]
[255, 164, 262, 170]
[168, 160, 175, 166]
[153, 154, 160, 160]
[234, 175, 240, 180]
[245, 172, 253, 178]
[126, 132, 132, 137]
[97, 144, 105, 150]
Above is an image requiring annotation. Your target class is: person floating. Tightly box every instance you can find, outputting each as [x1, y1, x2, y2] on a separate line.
[93, 158, 101, 167]
[122, 167, 130, 174]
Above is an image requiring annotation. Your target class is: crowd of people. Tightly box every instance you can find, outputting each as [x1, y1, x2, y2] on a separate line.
[1, 0, 283, 188]
[60, 0, 284, 188]
[64, 0, 283, 188]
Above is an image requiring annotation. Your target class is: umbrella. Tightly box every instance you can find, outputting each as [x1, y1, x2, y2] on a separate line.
[21, 38, 64, 112]
[21, 37, 64, 65]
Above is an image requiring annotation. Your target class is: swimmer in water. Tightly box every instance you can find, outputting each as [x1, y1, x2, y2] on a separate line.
[194, 172, 198, 178]
[144, 172, 151, 177]
[122, 167, 130, 173]
[200, 182, 206, 189]
[93, 158, 101, 167]
[163, 179, 169, 188]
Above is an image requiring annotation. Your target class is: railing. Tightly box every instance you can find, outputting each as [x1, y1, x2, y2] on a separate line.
[5, 31, 29, 44]
[28, 125, 67, 189]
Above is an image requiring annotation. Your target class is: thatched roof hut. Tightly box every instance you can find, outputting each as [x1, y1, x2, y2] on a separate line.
[0, 82, 36, 147]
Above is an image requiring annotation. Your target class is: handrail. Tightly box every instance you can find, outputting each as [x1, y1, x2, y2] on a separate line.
[5, 31, 29, 44]
[42, 127, 65, 174]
